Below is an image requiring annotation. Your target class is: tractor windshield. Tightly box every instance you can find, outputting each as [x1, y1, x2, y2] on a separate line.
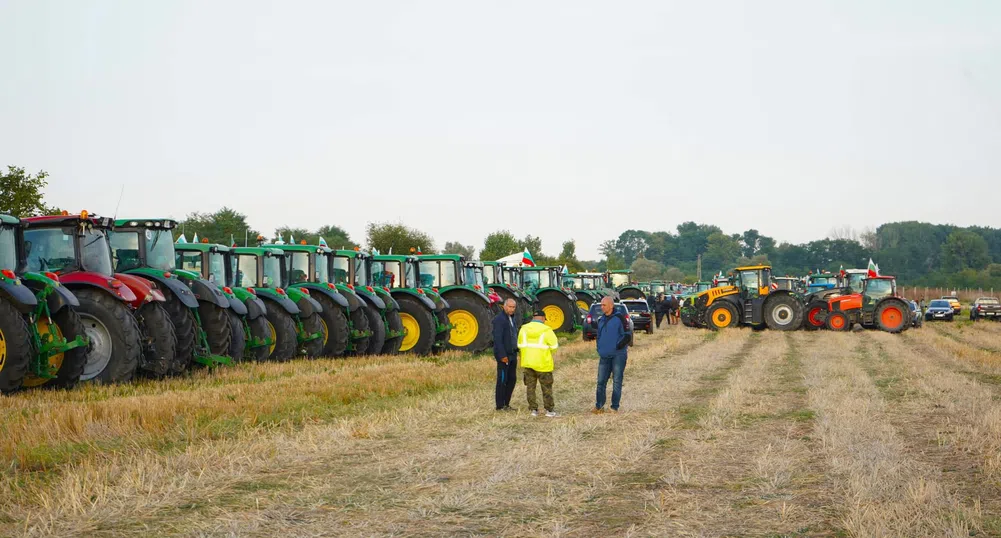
[502, 267, 521, 287]
[146, 229, 176, 271]
[419, 260, 457, 288]
[739, 270, 761, 296]
[697, 282, 711, 292]
[463, 266, 485, 288]
[354, 257, 371, 287]
[610, 273, 630, 287]
[176, 250, 203, 276]
[234, 255, 258, 287]
[313, 253, 329, 283]
[650, 283, 666, 294]
[563, 275, 580, 289]
[0, 226, 17, 271]
[483, 266, 497, 285]
[846, 272, 867, 292]
[865, 279, 893, 299]
[262, 254, 282, 288]
[288, 252, 310, 284]
[372, 260, 402, 288]
[207, 252, 227, 285]
[331, 255, 350, 285]
[109, 232, 141, 272]
[523, 270, 551, 289]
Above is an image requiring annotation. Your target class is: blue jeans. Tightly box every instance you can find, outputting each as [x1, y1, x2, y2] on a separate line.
[596, 352, 627, 410]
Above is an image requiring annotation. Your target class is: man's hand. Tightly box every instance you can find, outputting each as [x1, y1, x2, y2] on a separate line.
[501, 357, 509, 364]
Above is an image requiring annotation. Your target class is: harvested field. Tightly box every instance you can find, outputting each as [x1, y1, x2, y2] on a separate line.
[3, 322, 1001, 536]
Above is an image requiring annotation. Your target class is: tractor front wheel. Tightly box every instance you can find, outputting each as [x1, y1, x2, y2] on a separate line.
[802, 301, 828, 331]
[705, 302, 738, 330]
[226, 309, 246, 361]
[161, 294, 196, 374]
[300, 313, 325, 358]
[245, 314, 271, 362]
[445, 296, 492, 353]
[311, 294, 349, 357]
[0, 300, 33, 393]
[199, 302, 233, 357]
[349, 306, 371, 355]
[763, 294, 804, 331]
[263, 301, 298, 362]
[381, 310, 404, 354]
[364, 305, 386, 355]
[22, 306, 88, 390]
[136, 302, 176, 377]
[875, 299, 909, 334]
[396, 296, 436, 355]
[825, 311, 851, 331]
[74, 288, 141, 383]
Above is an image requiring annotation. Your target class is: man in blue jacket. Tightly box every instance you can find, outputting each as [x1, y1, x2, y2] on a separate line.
[492, 298, 519, 411]
[594, 296, 631, 413]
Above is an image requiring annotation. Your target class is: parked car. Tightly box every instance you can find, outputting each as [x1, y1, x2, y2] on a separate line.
[971, 297, 1001, 321]
[582, 302, 634, 344]
[908, 300, 923, 328]
[621, 299, 654, 335]
[925, 299, 954, 322]
[941, 295, 962, 315]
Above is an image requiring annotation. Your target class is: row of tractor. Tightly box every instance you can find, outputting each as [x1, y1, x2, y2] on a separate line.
[677, 265, 914, 333]
[0, 211, 611, 393]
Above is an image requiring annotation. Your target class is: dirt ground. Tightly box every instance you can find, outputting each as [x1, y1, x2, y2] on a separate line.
[3, 320, 1001, 537]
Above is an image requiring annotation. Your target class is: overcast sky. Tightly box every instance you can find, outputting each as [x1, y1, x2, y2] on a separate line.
[1, 1, 999, 259]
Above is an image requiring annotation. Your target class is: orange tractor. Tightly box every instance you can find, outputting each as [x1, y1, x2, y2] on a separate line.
[824, 275, 910, 333]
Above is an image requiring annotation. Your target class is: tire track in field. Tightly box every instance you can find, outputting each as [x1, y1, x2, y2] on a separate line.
[900, 326, 1001, 390]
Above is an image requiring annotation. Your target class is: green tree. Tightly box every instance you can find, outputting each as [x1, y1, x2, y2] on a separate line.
[274, 226, 310, 244]
[664, 266, 686, 282]
[0, 166, 62, 216]
[180, 207, 259, 246]
[556, 240, 584, 272]
[442, 241, 476, 259]
[702, 232, 742, 272]
[519, 235, 543, 258]
[366, 222, 435, 254]
[481, 230, 520, 260]
[605, 253, 626, 270]
[941, 230, 990, 272]
[630, 257, 665, 281]
[315, 224, 357, 249]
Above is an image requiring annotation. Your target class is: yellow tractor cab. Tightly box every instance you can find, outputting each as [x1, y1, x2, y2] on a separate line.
[688, 265, 804, 331]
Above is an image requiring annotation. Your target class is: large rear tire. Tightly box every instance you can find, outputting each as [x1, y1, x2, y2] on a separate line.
[802, 301, 828, 331]
[538, 292, 576, 333]
[0, 300, 33, 393]
[245, 314, 271, 362]
[263, 301, 298, 362]
[705, 302, 739, 330]
[23, 307, 88, 390]
[136, 302, 176, 377]
[312, 294, 349, 357]
[74, 288, 141, 383]
[348, 306, 371, 355]
[825, 311, 850, 331]
[161, 293, 196, 374]
[875, 299, 909, 334]
[226, 309, 246, 361]
[363, 304, 386, 355]
[300, 313, 325, 358]
[199, 302, 233, 356]
[381, 309, 404, 354]
[396, 295, 436, 355]
[444, 295, 493, 353]
[763, 294, 804, 331]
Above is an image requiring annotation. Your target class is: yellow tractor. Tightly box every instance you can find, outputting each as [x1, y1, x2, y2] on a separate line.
[688, 265, 804, 331]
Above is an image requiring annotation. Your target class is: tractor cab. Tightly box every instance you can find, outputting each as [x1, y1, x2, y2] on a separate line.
[0, 215, 19, 274]
[606, 270, 632, 288]
[649, 281, 668, 296]
[772, 276, 798, 291]
[231, 247, 287, 290]
[174, 242, 232, 286]
[371, 255, 418, 290]
[108, 219, 178, 274]
[843, 269, 868, 294]
[523, 266, 558, 294]
[22, 213, 116, 278]
[694, 281, 712, 293]
[806, 272, 839, 294]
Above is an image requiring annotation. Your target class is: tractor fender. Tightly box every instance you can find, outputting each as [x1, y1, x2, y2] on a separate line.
[306, 284, 352, 309]
[22, 278, 80, 313]
[391, 289, 436, 311]
[257, 292, 301, 315]
[244, 295, 266, 320]
[187, 278, 230, 308]
[113, 273, 161, 309]
[373, 288, 398, 310]
[227, 294, 248, 316]
[441, 288, 491, 306]
[136, 272, 199, 308]
[356, 290, 386, 311]
[295, 295, 323, 318]
[0, 278, 38, 313]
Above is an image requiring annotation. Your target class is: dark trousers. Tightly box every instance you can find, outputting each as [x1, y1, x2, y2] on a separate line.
[495, 357, 518, 409]
[596, 352, 628, 410]
[655, 312, 665, 327]
[523, 368, 555, 412]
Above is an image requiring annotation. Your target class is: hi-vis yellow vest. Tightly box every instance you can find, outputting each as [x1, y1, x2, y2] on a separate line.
[518, 321, 559, 372]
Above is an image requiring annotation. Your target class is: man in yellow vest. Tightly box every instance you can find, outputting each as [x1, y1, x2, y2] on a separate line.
[518, 309, 560, 417]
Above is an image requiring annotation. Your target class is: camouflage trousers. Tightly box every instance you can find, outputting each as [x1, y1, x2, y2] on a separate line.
[523, 368, 554, 412]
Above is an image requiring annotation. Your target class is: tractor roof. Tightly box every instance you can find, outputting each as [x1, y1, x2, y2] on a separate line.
[373, 254, 417, 262]
[232, 247, 284, 256]
[0, 214, 19, 225]
[844, 268, 868, 274]
[267, 243, 330, 254]
[868, 275, 896, 280]
[23, 213, 114, 229]
[334, 249, 370, 258]
[418, 254, 463, 262]
[113, 218, 178, 229]
[734, 265, 772, 271]
[608, 269, 633, 274]
[176, 242, 231, 253]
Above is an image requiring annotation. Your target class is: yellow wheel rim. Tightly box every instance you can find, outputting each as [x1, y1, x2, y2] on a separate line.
[267, 320, 277, 355]
[576, 300, 589, 311]
[399, 313, 420, 352]
[710, 308, 732, 328]
[543, 305, 565, 330]
[0, 326, 6, 375]
[447, 309, 479, 348]
[22, 318, 65, 388]
[320, 317, 329, 346]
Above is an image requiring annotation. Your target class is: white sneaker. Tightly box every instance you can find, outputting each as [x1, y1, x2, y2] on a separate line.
[530, 410, 538, 417]
[545, 411, 559, 418]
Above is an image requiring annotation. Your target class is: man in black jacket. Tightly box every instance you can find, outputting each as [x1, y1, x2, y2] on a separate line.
[492, 298, 520, 411]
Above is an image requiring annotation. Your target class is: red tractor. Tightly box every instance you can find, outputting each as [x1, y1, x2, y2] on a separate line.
[824, 275, 910, 333]
[22, 212, 176, 382]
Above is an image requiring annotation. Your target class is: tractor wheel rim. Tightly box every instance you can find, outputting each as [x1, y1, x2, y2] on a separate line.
[79, 313, 112, 381]
[808, 307, 823, 326]
[0, 327, 6, 374]
[399, 313, 420, 352]
[881, 307, 903, 328]
[576, 300, 589, 311]
[542, 305, 565, 330]
[23, 318, 65, 388]
[447, 309, 479, 347]
[266, 320, 277, 355]
[771, 305, 794, 326]
[712, 308, 731, 327]
[831, 316, 845, 329]
[320, 318, 329, 347]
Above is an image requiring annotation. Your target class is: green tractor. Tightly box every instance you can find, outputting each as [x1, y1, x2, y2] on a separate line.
[331, 248, 405, 355]
[522, 266, 581, 333]
[270, 242, 362, 357]
[0, 214, 89, 392]
[231, 245, 326, 361]
[372, 253, 451, 355]
[416, 254, 498, 353]
[483, 261, 533, 324]
[174, 241, 274, 362]
[606, 270, 646, 300]
[110, 220, 235, 371]
[564, 272, 614, 311]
